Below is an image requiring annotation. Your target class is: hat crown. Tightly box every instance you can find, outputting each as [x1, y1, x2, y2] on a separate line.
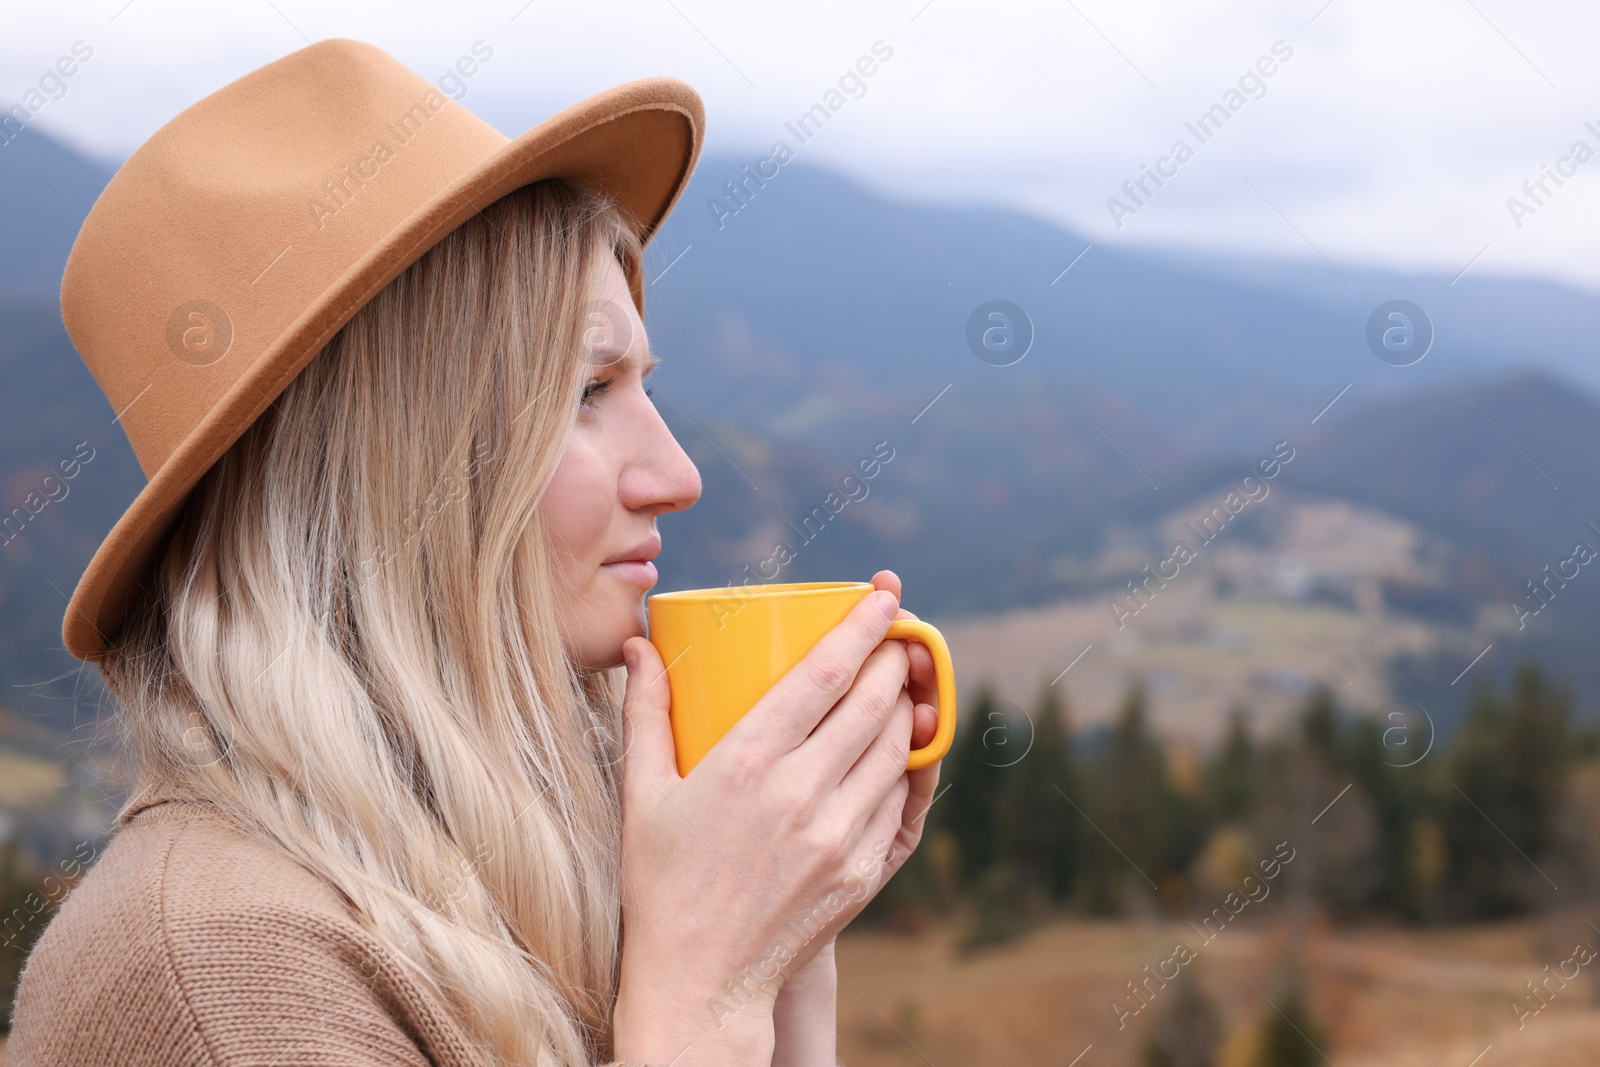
[63, 38, 503, 480]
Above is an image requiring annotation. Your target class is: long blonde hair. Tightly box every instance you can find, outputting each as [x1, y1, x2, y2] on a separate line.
[96, 178, 645, 1065]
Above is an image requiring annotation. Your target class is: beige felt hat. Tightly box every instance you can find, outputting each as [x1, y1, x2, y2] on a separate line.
[58, 37, 704, 661]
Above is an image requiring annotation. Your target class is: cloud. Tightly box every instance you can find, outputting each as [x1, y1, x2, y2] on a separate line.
[6, 0, 1599, 288]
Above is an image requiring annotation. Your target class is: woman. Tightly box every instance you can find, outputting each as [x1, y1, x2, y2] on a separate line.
[9, 41, 942, 1067]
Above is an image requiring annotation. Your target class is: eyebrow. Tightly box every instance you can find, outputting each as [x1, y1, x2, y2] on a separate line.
[592, 345, 661, 377]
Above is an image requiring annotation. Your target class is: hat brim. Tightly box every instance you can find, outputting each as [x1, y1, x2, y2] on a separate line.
[63, 75, 703, 661]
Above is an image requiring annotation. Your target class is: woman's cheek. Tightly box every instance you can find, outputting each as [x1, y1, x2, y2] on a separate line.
[541, 441, 605, 546]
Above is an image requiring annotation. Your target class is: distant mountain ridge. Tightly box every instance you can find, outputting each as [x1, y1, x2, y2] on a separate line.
[1296, 368, 1600, 568]
[0, 126, 118, 298]
[6, 128, 1600, 731]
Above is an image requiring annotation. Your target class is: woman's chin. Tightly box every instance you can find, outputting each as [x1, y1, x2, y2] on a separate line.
[574, 608, 647, 671]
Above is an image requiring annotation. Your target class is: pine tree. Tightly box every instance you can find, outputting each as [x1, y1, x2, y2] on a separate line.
[996, 681, 1081, 903]
[1344, 711, 1423, 915]
[1443, 662, 1570, 917]
[1503, 662, 1570, 859]
[937, 682, 1010, 888]
[1086, 678, 1197, 907]
[1443, 681, 1511, 916]
[1241, 686, 1380, 917]
[1207, 704, 1256, 823]
[1299, 684, 1338, 762]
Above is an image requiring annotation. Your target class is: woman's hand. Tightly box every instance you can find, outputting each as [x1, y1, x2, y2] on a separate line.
[770, 571, 943, 1067]
[611, 570, 941, 1067]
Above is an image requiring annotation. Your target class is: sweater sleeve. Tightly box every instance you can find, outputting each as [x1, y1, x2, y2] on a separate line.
[166, 908, 661, 1067]
[163, 895, 666, 1067]
[7, 801, 668, 1067]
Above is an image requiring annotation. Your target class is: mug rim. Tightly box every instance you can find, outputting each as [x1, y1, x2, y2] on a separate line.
[647, 580, 871, 604]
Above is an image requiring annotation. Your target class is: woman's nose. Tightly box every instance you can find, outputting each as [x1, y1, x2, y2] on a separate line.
[627, 393, 701, 515]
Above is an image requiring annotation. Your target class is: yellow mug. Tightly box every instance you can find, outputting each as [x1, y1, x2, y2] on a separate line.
[646, 581, 959, 777]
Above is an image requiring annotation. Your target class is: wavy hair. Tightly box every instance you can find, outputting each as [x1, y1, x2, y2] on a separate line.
[95, 178, 645, 1064]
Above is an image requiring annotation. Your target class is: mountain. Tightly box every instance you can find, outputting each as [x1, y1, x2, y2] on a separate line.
[1171, 247, 1600, 395]
[0, 127, 118, 298]
[8, 130, 1600, 733]
[1295, 369, 1600, 570]
[1286, 370, 1600, 719]
[640, 156, 1581, 464]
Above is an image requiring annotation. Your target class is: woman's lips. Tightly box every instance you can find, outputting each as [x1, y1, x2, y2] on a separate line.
[601, 559, 659, 587]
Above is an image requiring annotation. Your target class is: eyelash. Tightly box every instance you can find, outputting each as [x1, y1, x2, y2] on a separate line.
[579, 377, 653, 409]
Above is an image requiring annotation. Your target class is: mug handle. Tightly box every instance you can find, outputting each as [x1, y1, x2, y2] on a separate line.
[885, 619, 958, 770]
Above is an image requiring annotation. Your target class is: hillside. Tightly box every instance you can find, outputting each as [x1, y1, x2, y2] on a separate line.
[4, 129, 1600, 741]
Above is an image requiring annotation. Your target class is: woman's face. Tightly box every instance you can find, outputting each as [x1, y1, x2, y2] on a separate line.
[540, 254, 702, 670]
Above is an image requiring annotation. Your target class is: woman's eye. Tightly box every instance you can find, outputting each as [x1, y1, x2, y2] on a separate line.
[579, 377, 652, 410]
[580, 378, 655, 409]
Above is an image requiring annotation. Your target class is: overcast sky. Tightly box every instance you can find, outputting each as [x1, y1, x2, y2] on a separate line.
[5, 0, 1600, 291]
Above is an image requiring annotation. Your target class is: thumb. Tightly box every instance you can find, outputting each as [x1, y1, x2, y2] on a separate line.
[619, 636, 681, 793]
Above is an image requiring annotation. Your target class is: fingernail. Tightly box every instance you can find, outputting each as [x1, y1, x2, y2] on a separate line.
[870, 590, 898, 618]
[623, 642, 638, 672]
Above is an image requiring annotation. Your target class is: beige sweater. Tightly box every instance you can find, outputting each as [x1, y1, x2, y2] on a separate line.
[7, 788, 658, 1066]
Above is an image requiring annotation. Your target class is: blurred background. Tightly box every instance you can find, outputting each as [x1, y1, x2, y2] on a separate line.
[7, 1, 1600, 1063]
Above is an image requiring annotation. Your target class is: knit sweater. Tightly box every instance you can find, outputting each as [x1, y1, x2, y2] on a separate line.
[7, 786, 659, 1066]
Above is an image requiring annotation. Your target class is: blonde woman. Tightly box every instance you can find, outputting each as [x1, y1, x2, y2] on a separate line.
[9, 40, 943, 1067]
